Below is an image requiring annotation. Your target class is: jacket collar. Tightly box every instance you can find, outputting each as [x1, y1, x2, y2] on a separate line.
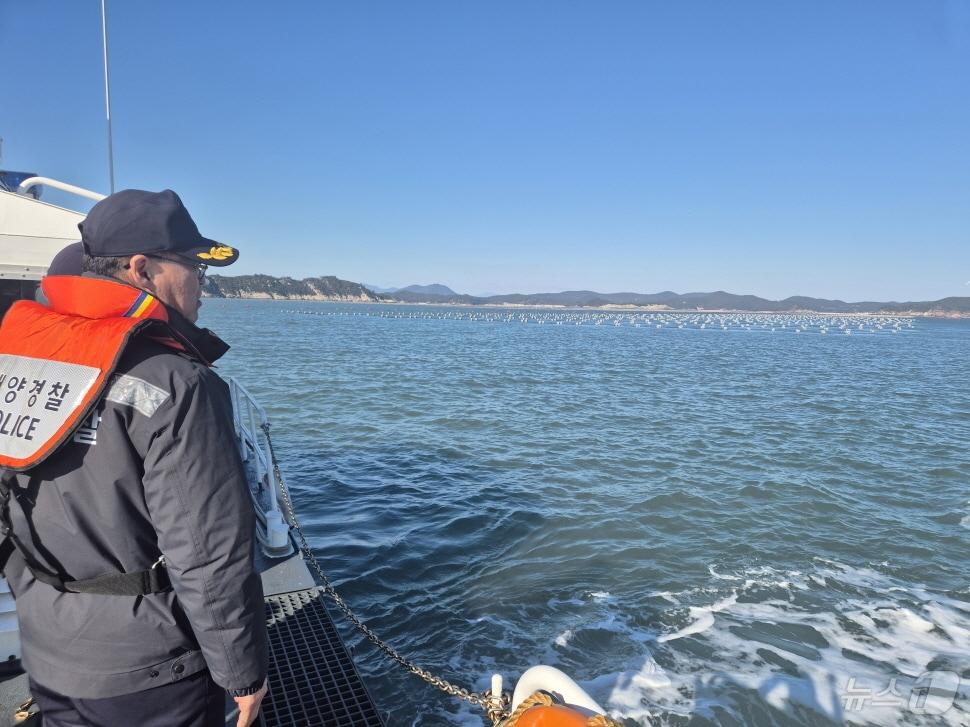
[161, 306, 231, 366]
[43, 274, 169, 322]
[41, 275, 230, 365]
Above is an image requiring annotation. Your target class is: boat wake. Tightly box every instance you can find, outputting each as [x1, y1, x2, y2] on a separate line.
[547, 560, 970, 726]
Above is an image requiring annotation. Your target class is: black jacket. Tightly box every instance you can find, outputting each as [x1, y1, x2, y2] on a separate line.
[1, 291, 268, 698]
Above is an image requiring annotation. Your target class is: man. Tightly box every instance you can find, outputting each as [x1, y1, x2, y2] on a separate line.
[0, 189, 268, 727]
[46, 241, 84, 278]
[32, 241, 82, 306]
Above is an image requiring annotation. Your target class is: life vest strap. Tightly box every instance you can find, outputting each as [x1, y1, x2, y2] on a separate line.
[31, 553, 171, 595]
[0, 478, 172, 596]
[0, 528, 172, 596]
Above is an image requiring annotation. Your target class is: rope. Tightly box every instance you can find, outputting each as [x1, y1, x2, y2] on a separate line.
[499, 691, 626, 727]
[588, 715, 626, 727]
[500, 691, 554, 727]
[261, 422, 510, 723]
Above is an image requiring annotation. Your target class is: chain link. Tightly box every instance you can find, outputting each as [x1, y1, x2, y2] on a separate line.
[261, 423, 508, 722]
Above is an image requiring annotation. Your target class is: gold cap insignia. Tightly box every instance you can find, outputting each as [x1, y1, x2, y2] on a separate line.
[197, 245, 235, 261]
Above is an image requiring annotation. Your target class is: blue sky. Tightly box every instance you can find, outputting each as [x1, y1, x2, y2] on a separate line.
[2, 1, 968, 300]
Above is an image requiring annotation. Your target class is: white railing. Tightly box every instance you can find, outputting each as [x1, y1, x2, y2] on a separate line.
[16, 176, 106, 202]
[227, 377, 293, 558]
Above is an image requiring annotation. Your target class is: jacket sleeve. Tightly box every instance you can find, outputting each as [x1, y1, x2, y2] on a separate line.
[141, 367, 268, 692]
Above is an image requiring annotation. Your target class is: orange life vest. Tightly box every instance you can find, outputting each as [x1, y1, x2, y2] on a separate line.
[0, 276, 169, 471]
[516, 705, 591, 727]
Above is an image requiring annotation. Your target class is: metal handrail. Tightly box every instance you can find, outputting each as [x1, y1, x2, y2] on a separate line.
[227, 377, 293, 557]
[227, 378, 282, 517]
[16, 176, 106, 202]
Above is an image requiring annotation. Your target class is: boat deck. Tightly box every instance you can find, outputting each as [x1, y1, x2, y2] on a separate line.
[263, 588, 385, 726]
[256, 549, 386, 727]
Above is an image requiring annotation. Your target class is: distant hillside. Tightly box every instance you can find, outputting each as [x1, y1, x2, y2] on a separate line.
[397, 283, 457, 296]
[373, 283, 461, 302]
[386, 287, 970, 314]
[877, 297, 970, 314]
[203, 274, 382, 301]
[200, 274, 970, 314]
[391, 290, 480, 304]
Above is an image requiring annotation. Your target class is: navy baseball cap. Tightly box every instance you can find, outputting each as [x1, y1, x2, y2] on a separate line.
[78, 189, 239, 266]
[47, 241, 84, 276]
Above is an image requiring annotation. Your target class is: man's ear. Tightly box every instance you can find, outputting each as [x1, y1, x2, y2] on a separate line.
[125, 254, 154, 287]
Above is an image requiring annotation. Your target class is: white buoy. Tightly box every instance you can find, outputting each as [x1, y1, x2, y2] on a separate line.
[511, 665, 605, 715]
[491, 673, 504, 712]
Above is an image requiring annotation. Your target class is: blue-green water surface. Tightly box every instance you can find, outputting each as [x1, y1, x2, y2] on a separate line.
[202, 301, 970, 727]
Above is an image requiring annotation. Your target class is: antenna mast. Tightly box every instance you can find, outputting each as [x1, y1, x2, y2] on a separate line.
[101, 0, 116, 194]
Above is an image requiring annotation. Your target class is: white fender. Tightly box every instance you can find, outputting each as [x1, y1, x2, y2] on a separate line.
[511, 665, 605, 716]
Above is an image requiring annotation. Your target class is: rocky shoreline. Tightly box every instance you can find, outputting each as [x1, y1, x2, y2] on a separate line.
[202, 274, 380, 302]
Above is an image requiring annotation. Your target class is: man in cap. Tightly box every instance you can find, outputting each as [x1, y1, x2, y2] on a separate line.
[45, 241, 84, 278]
[0, 189, 268, 726]
[32, 242, 82, 306]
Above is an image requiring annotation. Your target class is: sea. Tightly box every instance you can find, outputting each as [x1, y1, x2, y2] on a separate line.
[202, 300, 970, 727]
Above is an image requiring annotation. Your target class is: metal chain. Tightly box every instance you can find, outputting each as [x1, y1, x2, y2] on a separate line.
[261, 423, 510, 723]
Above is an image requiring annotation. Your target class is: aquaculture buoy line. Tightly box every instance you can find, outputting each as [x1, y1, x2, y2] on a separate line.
[281, 308, 916, 335]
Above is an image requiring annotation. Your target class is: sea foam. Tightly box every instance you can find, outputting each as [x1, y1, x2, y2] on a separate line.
[564, 560, 970, 726]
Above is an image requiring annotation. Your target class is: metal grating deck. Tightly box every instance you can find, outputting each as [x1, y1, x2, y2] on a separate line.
[263, 588, 385, 727]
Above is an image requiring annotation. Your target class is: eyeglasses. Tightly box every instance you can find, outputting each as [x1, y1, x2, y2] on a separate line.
[140, 254, 208, 284]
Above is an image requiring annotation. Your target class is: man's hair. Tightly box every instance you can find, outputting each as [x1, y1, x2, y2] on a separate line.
[81, 253, 130, 278]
